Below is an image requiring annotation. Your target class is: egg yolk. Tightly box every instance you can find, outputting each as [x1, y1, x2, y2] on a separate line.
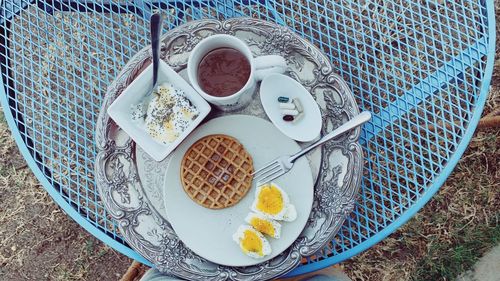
[241, 230, 263, 256]
[182, 108, 194, 119]
[256, 185, 284, 215]
[249, 217, 275, 237]
[163, 120, 174, 130]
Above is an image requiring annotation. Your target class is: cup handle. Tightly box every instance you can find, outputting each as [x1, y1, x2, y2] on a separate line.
[253, 55, 287, 81]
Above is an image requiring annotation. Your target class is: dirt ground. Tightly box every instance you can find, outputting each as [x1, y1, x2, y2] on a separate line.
[0, 116, 131, 280]
[1, 5, 499, 281]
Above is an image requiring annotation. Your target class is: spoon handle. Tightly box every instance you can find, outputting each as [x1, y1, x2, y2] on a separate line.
[150, 13, 163, 89]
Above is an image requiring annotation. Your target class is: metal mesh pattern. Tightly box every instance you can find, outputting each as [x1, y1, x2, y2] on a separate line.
[0, 0, 494, 276]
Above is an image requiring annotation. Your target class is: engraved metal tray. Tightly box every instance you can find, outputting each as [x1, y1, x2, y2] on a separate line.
[95, 18, 363, 280]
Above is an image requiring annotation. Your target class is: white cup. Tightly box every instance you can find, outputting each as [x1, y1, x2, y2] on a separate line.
[187, 34, 287, 111]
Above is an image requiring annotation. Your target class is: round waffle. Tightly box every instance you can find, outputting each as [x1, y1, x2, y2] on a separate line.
[180, 134, 254, 209]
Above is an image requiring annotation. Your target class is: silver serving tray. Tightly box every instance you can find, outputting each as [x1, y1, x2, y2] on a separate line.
[95, 18, 363, 280]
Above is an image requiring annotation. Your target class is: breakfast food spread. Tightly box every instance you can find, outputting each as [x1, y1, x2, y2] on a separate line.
[180, 134, 254, 209]
[132, 83, 199, 145]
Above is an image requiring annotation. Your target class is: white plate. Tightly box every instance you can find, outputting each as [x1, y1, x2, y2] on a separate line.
[163, 115, 314, 267]
[260, 74, 322, 142]
[107, 60, 211, 162]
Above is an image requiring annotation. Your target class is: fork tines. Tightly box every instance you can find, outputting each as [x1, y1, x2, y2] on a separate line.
[252, 160, 284, 184]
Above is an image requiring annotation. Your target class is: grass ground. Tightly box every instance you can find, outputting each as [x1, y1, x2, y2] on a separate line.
[343, 116, 499, 281]
[0, 4, 499, 281]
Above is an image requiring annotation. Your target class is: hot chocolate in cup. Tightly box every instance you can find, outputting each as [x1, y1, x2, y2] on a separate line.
[187, 34, 287, 111]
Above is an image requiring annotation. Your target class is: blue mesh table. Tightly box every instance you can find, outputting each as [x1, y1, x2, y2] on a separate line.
[0, 0, 495, 277]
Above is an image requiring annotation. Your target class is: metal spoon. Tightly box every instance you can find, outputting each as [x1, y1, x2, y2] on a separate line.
[150, 12, 163, 96]
[134, 12, 163, 119]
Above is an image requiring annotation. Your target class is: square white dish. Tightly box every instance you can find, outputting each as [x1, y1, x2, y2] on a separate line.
[107, 60, 211, 161]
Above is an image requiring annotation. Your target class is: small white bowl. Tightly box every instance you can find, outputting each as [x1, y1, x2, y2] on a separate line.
[107, 60, 211, 161]
[260, 74, 322, 142]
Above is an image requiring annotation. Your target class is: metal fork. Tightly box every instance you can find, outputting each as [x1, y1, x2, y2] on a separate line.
[253, 111, 372, 184]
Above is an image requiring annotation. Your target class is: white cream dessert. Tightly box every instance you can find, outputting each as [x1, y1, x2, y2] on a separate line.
[132, 83, 199, 145]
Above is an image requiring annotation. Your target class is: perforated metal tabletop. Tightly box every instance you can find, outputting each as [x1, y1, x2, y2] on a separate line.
[0, 0, 495, 277]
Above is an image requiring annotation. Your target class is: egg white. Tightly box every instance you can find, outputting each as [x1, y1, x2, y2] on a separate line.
[232, 225, 272, 259]
[250, 183, 297, 222]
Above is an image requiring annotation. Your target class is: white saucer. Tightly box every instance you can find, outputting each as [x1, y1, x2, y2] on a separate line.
[163, 115, 314, 267]
[260, 74, 322, 142]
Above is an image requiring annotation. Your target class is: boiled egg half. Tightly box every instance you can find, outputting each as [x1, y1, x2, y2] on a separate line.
[245, 212, 281, 239]
[251, 183, 297, 222]
[232, 225, 272, 259]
